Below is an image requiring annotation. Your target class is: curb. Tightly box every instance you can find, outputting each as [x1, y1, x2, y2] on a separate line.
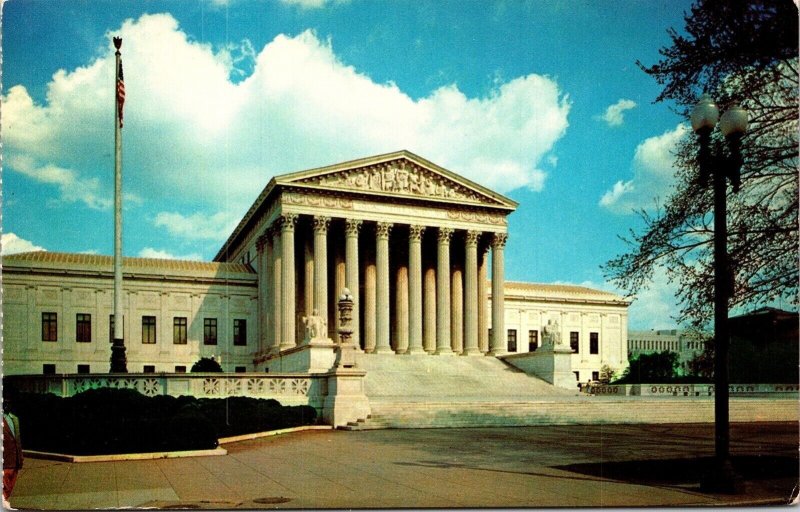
[23, 426, 333, 463]
[24, 447, 227, 463]
[218, 425, 333, 444]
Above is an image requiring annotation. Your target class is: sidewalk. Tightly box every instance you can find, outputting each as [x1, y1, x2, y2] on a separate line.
[10, 422, 798, 509]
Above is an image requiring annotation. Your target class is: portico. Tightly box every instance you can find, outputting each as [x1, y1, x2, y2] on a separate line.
[215, 150, 517, 359]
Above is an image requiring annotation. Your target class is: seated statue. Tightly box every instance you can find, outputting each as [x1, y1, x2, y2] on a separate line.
[302, 309, 328, 342]
[542, 319, 562, 348]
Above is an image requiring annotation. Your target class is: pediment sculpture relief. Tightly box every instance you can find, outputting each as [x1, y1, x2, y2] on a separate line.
[296, 160, 490, 204]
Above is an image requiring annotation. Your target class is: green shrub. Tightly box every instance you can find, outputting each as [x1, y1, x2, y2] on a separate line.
[191, 357, 223, 372]
[8, 388, 315, 455]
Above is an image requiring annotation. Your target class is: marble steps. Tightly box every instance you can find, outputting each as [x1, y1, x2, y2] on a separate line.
[339, 397, 798, 430]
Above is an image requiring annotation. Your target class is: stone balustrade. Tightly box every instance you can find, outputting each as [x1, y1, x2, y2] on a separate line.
[584, 382, 799, 397]
[4, 373, 327, 409]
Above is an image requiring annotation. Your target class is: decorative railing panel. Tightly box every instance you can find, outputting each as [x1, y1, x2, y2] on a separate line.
[585, 383, 799, 397]
[4, 373, 327, 408]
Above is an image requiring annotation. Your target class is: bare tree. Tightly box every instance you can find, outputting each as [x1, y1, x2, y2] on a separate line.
[604, 0, 798, 328]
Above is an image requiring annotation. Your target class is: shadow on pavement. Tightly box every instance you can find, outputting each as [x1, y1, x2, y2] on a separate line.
[554, 455, 799, 497]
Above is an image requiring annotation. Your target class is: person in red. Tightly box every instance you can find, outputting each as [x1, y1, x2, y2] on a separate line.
[3, 394, 23, 507]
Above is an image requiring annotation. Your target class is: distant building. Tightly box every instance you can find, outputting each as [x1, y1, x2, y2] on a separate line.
[627, 329, 705, 374]
[729, 307, 798, 384]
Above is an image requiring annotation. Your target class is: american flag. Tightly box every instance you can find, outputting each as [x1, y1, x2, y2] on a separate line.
[117, 58, 125, 128]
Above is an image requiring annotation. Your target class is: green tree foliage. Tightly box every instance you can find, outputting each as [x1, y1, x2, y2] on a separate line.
[615, 351, 680, 384]
[604, 1, 798, 328]
[191, 357, 223, 372]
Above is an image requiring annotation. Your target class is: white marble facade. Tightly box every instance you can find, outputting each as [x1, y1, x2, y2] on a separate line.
[2, 151, 630, 378]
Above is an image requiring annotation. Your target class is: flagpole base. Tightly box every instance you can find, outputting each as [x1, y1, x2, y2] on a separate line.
[110, 340, 128, 373]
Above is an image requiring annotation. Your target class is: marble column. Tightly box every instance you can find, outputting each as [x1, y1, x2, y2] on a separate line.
[435, 227, 453, 355]
[256, 235, 268, 355]
[280, 213, 298, 351]
[304, 234, 314, 317]
[463, 230, 480, 355]
[488, 232, 508, 356]
[334, 243, 345, 342]
[477, 243, 489, 353]
[312, 216, 330, 325]
[407, 225, 425, 354]
[423, 266, 437, 353]
[374, 222, 393, 354]
[345, 219, 362, 349]
[264, 233, 274, 353]
[364, 257, 377, 353]
[271, 226, 282, 354]
[395, 265, 409, 353]
[451, 266, 463, 353]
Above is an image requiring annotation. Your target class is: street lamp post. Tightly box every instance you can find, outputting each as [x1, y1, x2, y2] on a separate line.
[690, 93, 748, 494]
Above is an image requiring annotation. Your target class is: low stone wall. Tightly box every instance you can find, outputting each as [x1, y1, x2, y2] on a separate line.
[4, 373, 328, 409]
[585, 383, 799, 397]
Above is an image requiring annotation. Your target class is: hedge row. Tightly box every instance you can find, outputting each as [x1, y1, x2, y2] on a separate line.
[9, 388, 317, 455]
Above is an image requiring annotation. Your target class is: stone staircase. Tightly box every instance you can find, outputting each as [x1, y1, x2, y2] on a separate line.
[336, 354, 798, 429]
[339, 354, 579, 429]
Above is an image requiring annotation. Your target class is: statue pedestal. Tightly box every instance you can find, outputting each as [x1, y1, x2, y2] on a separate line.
[322, 366, 371, 428]
[261, 341, 336, 374]
[500, 345, 576, 390]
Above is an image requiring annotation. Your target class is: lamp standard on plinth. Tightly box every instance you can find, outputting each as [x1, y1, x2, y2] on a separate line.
[690, 93, 748, 493]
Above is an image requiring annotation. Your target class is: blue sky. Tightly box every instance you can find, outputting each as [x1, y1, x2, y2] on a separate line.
[2, 0, 697, 329]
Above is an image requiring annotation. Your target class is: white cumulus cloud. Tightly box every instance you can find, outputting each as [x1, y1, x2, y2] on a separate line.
[138, 247, 204, 260]
[154, 211, 241, 241]
[3, 13, 571, 242]
[1, 233, 46, 255]
[601, 98, 637, 127]
[599, 124, 688, 213]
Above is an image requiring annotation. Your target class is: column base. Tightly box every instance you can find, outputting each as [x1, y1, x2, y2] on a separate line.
[373, 347, 394, 354]
[460, 348, 482, 356]
[433, 348, 454, 355]
[405, 347, 426, 355]
[486, 350, 507, 357]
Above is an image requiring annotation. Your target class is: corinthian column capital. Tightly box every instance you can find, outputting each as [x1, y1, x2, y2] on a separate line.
[465, 230, 481, 247]
[491, 232, 508, 249]
[409, 225, 426, 242]
[313, 216, 331, 233]
[438, 227, 454, 244]
[376, 221, 393, 240]
[345, 219, 363, 236]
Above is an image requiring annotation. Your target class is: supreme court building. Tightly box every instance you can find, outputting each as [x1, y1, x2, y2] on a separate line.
[3, 151, 630, 384]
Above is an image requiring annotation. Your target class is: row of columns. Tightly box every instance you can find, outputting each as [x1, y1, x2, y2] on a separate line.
[256, 213, 508, 356]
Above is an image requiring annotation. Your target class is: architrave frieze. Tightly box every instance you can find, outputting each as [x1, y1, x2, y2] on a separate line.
[276, 188, 508, 234]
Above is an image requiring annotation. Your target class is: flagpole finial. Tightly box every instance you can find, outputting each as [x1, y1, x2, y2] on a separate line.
[113, 37, 122, 50]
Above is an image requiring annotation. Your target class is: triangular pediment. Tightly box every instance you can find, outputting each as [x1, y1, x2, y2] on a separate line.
[275, 151, 517, 210]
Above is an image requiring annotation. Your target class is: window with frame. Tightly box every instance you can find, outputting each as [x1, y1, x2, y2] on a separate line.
[592, 371, 600, 381]
[590, 332, 599, 354]
[109, 314, 124, 343]
[42, 312, 58, 342]
[142, 316, 157, 344]
[143, 365, 156, 373]
[570, 331, 580, 353]
[204, 318, 218, 345]
[174, 366, 187, 373]
[43, 364, 56, 375]
[173, 317, 188, 345]
[76, 313, 92, 343]
[77, 364, 90, 374]
[235, 366, 246, 373]
[528, 330, 539, 352]
[233, 319, 247, 346]
[506, 329, 517, 352]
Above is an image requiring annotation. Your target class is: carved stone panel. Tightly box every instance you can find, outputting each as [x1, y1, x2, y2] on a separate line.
[4, 286, 27, 304]
[295, 159, 492, 205]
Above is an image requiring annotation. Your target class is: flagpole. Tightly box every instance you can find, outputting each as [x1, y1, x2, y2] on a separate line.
[110, 36, 127, 373]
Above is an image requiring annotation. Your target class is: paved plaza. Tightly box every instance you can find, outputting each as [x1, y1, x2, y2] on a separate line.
[10, 421, 798, 509]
